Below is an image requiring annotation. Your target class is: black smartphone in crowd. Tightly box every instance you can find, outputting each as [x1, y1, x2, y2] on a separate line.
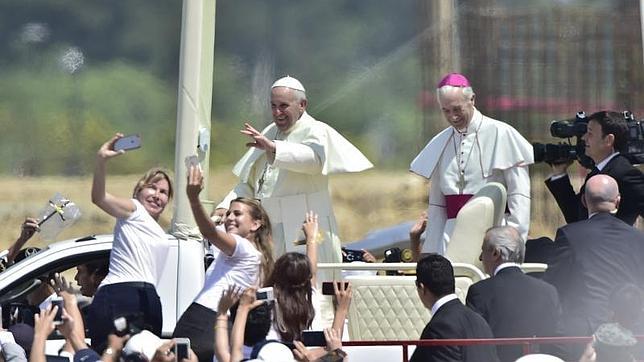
[321, 281, 350, 296]
[301, 330, 326, 347]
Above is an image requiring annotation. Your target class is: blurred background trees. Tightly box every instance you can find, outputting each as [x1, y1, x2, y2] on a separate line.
[0, 0, 642, 176]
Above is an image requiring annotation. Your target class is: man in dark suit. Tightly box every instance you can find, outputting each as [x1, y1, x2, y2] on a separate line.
[466, 226, 561, 362]
[411, 254, 499, 362]
[545, 110, 644, 225]
[543, 174, 644, 360]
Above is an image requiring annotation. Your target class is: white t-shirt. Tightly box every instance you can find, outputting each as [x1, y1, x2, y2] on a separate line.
[194, 225, 261, 311]
[100, 199, 170, 289]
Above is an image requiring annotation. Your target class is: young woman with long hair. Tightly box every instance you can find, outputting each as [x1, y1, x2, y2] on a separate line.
[172, 165, 274, 362]
[265, 211, 320, 342]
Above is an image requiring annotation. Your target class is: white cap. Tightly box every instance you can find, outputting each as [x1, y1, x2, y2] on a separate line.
[247, 342, 296, 361]
[271, 76, 306, 93]
[122, 330, 164, 360]
[515, 354, 565, 362]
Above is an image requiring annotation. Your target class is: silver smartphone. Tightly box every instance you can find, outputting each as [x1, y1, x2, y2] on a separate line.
[174, 338, 190, 361]
[113, 134, 141, 152]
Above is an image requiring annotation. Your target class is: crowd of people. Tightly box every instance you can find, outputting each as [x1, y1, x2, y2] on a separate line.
[0, 72, 642, 362]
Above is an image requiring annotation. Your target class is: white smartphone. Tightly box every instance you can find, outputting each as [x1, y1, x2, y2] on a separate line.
[113, 134, 142, 152]
[51, 298, 64, 325]
[174, 338, 190, 361]
[184, 155, 202, 171]
[256, 287, 274, 302]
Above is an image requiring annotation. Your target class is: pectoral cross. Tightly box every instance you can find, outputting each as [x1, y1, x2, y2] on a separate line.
[456, 172, 466, 194]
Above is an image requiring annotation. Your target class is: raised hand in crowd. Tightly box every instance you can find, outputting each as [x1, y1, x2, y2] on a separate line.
[302, 211, 320, 287]
[151, 339, 197, 362]
[214, 286, 242, 362]
[578, 340, 596, 362]
[292, 328, 347, 362]
[409, 211, 427, 261]
[51, 272, 87, 354]
[6, 217, 39, 265]
[230, 287, 264, 361]
[331, 282, 352, 336]
[30, 305, 58, 362]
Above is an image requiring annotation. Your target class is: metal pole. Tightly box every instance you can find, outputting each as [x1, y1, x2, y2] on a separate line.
[171, 0, 217, 233]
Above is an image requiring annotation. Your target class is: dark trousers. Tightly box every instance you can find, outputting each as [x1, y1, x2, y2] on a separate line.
[173, 302, 216, 362]
[87, 282, 162, 353]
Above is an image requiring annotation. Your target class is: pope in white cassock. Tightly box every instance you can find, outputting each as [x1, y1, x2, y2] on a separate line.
[410, 73, 534, 255]
[215, 76, 373, 273]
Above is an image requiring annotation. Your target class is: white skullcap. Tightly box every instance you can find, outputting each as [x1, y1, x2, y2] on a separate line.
[271, 76, 306, 93]
[514, 354, 565, 362]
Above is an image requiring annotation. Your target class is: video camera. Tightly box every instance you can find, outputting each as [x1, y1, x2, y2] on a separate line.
[533, 111, 644, 168]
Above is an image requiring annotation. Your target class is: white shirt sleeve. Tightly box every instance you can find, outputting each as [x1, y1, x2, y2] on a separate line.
[272, 140, 322, 175]
[503, 165, 531, 241]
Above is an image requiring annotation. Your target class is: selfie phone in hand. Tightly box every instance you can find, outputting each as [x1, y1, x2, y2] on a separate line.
[301, 330, 326, 347]
[51, 298, 64, 325]
[184, 155, 202, 171]
[256, 287, 274, 301]
[113, 134, 141, 152]
[174, 338, 190, 361]
[321, 281, 349, 296]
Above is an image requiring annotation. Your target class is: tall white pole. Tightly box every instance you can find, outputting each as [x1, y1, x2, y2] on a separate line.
[171, 0, 216, 233]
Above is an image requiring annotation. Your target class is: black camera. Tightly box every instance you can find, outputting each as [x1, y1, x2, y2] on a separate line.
[533, 111, 594, 168]
[534, 111, 644, 168]
[622, 111, 644, 164]
[113, 313, 145, 337]
[549, 111, 588, 138]
[341, 248, 364, 263]
[383, 247, 413, 263]
[383, 247, 413, 276]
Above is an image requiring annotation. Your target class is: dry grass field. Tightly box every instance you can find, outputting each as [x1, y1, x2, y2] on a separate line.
[0, 167, 596, 252]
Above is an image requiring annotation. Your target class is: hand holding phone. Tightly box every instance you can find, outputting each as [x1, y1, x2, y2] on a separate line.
[113, 134, 141, 152]
[321, 281, 350, 296]
[51, 298, 64, 325]
[301, 330, 327, 347]
[174, 338, 190, 361]
[256, 287, 274, 302]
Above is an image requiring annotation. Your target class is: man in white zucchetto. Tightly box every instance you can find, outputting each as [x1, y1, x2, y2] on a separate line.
[214, 76, 373, 275]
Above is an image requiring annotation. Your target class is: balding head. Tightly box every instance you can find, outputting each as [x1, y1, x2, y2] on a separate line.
[584, 174, 620, 214]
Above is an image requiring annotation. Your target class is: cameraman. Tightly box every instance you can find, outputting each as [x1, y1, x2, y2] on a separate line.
[545, 111, 644, 226]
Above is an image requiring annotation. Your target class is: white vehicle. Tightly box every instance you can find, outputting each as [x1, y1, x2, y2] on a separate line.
[0, 234, 205, 353]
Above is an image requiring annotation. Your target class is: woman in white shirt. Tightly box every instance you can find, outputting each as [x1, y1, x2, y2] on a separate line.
[172, 165, 274, 362]
[88, 133, 173, 354]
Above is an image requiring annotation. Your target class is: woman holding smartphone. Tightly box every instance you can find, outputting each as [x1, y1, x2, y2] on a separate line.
[88, 133, 173, 353]
[172, 164, 274, 362]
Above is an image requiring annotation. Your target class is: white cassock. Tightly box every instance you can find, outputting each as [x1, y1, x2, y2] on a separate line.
[410, 109, 534, 254]
[218, 111, 373, 270]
